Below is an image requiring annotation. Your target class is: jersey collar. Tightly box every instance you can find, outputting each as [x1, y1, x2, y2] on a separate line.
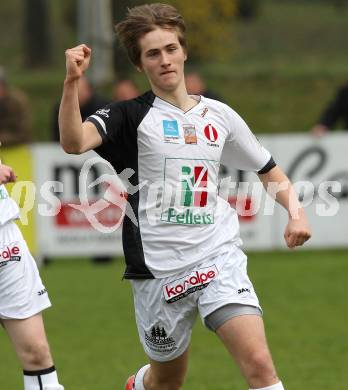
[153, 94, 204, 115]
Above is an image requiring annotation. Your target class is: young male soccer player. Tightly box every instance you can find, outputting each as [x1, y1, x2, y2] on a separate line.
[0, 162, 64, 390]
[59, 4, 311, 389]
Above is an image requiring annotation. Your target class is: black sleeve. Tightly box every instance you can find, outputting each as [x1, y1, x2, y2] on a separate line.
[257, 157, 276, 174]
[319, 86, 348, 128]
[86, 102, 125, 144]
[86, 101, 130, 174]
[86, 92, 153, 177]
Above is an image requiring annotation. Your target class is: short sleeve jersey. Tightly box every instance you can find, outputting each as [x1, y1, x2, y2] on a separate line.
[0, 184, 20, 226]
[87, 91, 275, 279]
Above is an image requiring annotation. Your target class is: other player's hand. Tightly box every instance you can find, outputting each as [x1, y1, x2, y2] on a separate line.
[0, 164, 17, 184]
[310, 124, 328, 137]
[284, 208, 311, 249]
[65, 44, 92, 82]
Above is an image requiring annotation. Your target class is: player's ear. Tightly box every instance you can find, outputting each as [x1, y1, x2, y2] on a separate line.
[135, 61, 143, 72]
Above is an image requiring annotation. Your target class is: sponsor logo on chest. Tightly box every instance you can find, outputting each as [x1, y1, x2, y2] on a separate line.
[163, 265, 218, 303]
[161, 158, 218, 225]
[163, 120, 180, 143]
[181, 165, 208, 207]
[183, 124, 197, 144]
[161, 119, 221, 148]
[204, 124, 219, 147]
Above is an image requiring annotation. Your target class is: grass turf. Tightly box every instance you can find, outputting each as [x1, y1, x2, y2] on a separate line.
[1, 249, 347, 389]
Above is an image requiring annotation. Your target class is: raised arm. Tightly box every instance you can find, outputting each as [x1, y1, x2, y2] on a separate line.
[257, 166, 311, 249]
[59, 44, 102, 154]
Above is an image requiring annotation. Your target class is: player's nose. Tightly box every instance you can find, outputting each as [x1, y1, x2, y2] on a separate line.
[160, 52, 171, 66]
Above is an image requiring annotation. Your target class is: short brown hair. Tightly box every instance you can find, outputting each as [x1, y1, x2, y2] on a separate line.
[115, 3, 186, 67]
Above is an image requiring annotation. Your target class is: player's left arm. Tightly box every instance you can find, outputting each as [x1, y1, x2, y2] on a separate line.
[257, 165, 311, 249]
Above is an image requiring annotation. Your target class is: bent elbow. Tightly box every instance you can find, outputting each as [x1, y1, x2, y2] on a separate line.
[60, 141, 83, 155]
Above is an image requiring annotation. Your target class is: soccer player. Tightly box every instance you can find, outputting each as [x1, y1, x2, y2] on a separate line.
[0, 162, 64, 390]
[58, 4, 311, 390]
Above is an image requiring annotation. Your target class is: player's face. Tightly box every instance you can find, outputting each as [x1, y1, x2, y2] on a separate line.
[138, 27, 187, 94]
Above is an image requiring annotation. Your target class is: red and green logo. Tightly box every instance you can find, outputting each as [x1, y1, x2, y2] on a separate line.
[161, 158, 216, 225]
[181, 166, 208, 207]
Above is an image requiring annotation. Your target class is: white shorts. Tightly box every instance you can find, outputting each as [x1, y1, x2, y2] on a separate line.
[0, 221, 51, 319]
[130, 247, 261, 362]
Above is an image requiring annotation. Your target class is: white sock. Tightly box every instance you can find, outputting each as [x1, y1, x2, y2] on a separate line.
[134, 364, 150, 390]
[250, 381, 284, 390]
[23, 366, 64, 390]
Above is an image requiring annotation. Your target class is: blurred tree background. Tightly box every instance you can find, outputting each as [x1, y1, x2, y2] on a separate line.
[1, 0, 348, 140]
[113, 0, 238, 75]
[167, 0, 237, 62]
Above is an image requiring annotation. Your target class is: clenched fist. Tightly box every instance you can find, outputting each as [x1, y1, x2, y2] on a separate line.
[284, 209, 311, 249]
[0, 164, 16, 184]
[65, 44, 92, 82]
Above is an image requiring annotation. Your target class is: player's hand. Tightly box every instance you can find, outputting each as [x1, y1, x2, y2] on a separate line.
[65, 44, 92, 82]
[284, 208, 311, 249]
[0, 164, 17, 184]
[310, 124, 328, 137]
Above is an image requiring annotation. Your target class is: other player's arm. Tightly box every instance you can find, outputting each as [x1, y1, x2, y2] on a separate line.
[257, 166, 311, 249]
[59, 44, 102, 154]
[0, 163, 16, 184]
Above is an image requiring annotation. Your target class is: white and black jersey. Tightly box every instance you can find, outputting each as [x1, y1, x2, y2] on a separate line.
[0, 185, 20, 226]
[87, 91, 275, 279]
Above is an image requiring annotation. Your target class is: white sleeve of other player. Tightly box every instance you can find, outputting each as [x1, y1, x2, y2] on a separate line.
[220, 106, 271, 172]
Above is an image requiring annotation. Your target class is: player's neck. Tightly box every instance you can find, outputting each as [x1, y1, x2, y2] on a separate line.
[153, 83, 198, 112]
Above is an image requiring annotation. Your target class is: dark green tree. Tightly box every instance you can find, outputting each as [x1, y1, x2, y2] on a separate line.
[168, 0, 237, 63]
[111, 0, 138, 77]
[23, 0, 52, 67]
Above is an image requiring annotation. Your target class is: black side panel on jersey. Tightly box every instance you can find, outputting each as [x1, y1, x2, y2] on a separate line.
[122, 192, 154, 279]
[89, 91, 156, 279]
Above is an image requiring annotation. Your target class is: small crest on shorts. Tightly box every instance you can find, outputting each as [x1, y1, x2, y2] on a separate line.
[144, 325, 177, 354]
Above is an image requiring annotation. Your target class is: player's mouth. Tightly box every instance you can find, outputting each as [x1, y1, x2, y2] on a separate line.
[160, 70, 176, 76]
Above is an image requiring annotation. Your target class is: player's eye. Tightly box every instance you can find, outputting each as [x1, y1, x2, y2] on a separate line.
[147, 51, 158, 57]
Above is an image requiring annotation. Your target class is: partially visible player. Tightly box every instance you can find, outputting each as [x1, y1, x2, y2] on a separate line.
[0, 162, 64, 390]
[59, 4, 311, 390]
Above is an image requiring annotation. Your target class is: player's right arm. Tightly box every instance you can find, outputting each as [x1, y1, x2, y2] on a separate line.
[59, 44, 102, 154]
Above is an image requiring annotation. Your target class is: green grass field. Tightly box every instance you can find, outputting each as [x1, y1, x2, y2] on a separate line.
[1, 249, 348, 389]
